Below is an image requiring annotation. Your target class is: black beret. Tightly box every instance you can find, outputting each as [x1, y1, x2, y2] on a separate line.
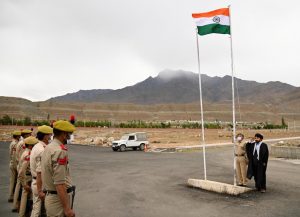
[255, 133, 263, 139]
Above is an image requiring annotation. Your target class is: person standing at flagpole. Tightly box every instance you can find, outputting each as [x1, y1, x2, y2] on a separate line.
[247, 133, 269, 193]
[235, 133, 248, 186]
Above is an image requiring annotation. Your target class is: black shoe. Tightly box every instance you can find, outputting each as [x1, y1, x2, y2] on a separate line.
[8, 199, 13, 203]
[11, 208, 18, 213]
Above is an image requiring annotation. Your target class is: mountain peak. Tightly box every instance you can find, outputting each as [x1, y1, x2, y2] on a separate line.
[47, 70, 298, 105]
[157, 69, 195, 81]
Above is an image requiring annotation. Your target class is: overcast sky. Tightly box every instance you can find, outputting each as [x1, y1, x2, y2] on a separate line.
[0, 0, 299, 101]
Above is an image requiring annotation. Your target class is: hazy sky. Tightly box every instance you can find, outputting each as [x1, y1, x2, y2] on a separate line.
[1, 0, 299, 101]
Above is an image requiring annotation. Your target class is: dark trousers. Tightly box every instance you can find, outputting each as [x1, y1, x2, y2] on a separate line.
[253, 160, 266, 190]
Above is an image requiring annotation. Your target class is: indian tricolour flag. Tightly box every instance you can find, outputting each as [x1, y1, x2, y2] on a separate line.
[192, 8, 230, 36]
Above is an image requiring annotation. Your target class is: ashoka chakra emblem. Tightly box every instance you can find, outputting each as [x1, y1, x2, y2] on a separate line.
[212, 16, 220, 23]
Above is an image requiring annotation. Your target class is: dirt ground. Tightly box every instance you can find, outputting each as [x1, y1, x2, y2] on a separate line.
[1, 125, 300, 148]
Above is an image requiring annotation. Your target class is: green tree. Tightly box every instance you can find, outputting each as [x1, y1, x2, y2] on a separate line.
[281, 117, 287, 128]
[23, 117, 31, 126]
[1, 115, 12, 125]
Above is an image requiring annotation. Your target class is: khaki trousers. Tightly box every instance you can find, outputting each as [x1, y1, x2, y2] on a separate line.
[236, 156, 248, 185]
[19, 176, 32, 217]
[19, 187, 29, 217]
[30, 179, 42, 217]
[13, 179, 21, 210]
[9, 164, 18, 200]
[45, 193, 72, 217]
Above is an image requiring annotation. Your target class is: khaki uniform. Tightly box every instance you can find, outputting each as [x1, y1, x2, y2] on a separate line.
[41, 139, 72, 217]
[18, 148, 33, 217]
[16, 140, 27, 169]
[9, 139, 19, 200]
[235, 142, 248, 185]
[13, 140, 26, 210]
[30, 141, 46, 217]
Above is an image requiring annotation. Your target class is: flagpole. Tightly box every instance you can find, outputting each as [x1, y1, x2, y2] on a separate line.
[195, 28, 207, 180]
[228, 5, 237, 186]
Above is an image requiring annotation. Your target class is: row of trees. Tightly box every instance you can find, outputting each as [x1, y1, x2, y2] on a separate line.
[181, 122, 222, 129]
[0, 115, 49, 126]
[75, 120, 111, 128]
[251, 117, 288, 129]
[117, 120, 171, 128]
[0, 114, 288, 129]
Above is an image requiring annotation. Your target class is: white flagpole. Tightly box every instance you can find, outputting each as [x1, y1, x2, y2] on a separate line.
[195, 28, 207, 180]
[228, 5, 237, 186]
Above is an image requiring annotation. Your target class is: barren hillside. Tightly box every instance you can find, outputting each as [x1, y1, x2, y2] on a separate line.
[1, 70, 299, 124]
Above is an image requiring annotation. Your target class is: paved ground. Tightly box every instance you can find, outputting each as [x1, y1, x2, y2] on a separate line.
[1, 142, 299, 217]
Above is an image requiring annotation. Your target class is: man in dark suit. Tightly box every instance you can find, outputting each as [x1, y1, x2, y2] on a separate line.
[246, 133, 269, 193]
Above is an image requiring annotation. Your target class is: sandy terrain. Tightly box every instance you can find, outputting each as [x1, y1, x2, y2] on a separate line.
[1, 125, 300, 148]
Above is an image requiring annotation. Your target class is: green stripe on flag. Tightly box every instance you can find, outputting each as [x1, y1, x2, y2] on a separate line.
[197, 24, 230, 36]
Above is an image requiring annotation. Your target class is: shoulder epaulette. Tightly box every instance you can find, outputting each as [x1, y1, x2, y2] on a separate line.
[60, 144, 68, 151]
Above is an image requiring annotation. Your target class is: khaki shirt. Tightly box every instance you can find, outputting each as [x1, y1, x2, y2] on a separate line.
[16, 140, 26, 171]
[30, 141, 46, 177]
[18, 148, 32, 187]
[235, 142, 246, 156]
[9, 139, 18, 167]
[41, 138, 72, 191]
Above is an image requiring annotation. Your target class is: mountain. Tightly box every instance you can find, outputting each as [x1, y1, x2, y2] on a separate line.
[1, 70, 299, 123]
[48, 70, 299, 105]
[48, 89, 112, 102]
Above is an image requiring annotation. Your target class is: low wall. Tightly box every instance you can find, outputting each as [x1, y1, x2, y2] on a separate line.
[270, 145, 300, 159]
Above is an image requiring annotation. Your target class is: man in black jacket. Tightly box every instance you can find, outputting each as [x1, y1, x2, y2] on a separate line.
[246, 133, 269, 193]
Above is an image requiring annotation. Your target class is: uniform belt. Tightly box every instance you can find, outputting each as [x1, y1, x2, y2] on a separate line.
[235, 154, 245, 156]
[46, 186, 75, 194]
[26, 172, 31, 176]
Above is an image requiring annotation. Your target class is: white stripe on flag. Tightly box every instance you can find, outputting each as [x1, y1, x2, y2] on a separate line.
[194, 15, 230, 27]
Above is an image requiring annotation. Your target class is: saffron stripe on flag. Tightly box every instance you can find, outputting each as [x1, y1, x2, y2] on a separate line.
[192, 8, 229, 18]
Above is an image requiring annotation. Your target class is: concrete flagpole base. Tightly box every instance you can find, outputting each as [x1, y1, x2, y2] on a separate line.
[187, 179, 253, 196]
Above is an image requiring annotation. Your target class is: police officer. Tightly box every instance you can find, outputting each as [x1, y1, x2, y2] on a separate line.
[12, 129, 32, 212]
[30, 125, 53, 217]
[41, 120, 75, 217]
[18, 136, 39, 217]
[235, 133, 248, 186]
[8, 130, 21, 202]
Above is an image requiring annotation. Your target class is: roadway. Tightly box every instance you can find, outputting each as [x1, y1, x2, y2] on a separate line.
[0, 142, 299, 217]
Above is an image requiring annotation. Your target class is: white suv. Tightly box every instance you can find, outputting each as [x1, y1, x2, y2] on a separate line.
[112, 132, 149, 152]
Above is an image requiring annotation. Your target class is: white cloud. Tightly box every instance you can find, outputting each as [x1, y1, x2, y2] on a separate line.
[0, 0, 299, 101]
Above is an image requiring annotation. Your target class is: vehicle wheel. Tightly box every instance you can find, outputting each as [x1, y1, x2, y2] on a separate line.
[112, 148, 118, 152]
[120, 144, 126, 152]
[139, 143, 145, 151]
[132, 147, 137, 151]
